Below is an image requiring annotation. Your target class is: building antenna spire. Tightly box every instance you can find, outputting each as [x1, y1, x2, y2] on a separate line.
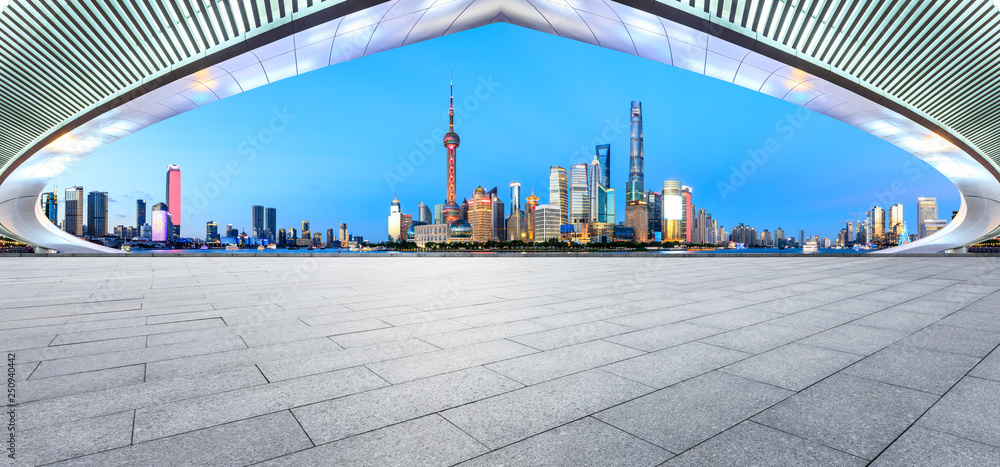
[449, 68, 454, 132]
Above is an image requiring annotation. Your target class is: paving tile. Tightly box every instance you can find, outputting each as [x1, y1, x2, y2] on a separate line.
[48, 411, 312, 467]
[420, 320, 550, 348]
[797, 324, 909, 356]
[767, 309, 857, 332]
[685, 308, 784, 331]
[606, 307, 706, 329]
[457, 417, 671, 466]
[258, 338, 438, 382]
[596, 372, 792, 453]
[16, 336, 148, 363]
[441, 369, 652, 449]
[722, 343, 861, 391]
[50, 317, 226, 345]
[664, 421, 866, 466]
[602, 342, 749, 388]
[849, 308, 941, 333]
[262, 415, 486, 466]
[366, 339, 537, 383]
[897, 324, 1000, 357]
[699, 322, 816, 354]
[145, 337, 338, 381]
[917, 376, 1000, 447]
[134, 366, 387, 442]
[970, 350, 1000, 382]
[937, 310, 1000, 333]
[17, 364, 145, 403]
[753, 373, 938, 459]
[871, 425, 1000, 467]
[330, 319, 471, 348]
[604, 321, 725, 352]
[844, 345, 980, 395]
[486, 340, 644, 385]
[506, 321, 635, 350]
[293, 367, 523, 444]
[19, 411, 134, 466]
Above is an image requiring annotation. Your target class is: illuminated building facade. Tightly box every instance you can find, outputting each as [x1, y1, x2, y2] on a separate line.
[151, 202, 170, 242]
[165, 165, 181, 240]
[64, 186, 83, 236]
[441, 72, 462, 225]
[889, 204, 904, 243]
[595, 144, 611, 188]
[206, 221, 218, 242]
[524, 192, 539, 242]
[549, 166, 568, 225]
[534, 204, 561, 242]
[387, 195, 403, 242]
[681, 186, 693, 242]
[136, 199, 146, 229]
[252, 205, 264, 238]
[506, 182, 524, 242]
[588, 156, 601, 222]
[569, 163, 590, 223]
[917, 197, 938, 239]
[470, 186, 493, 242]
[872, 206, 886, 242]
[624, 101, 647, 242]
[40, 192, 57, 225]
[662, 181, 683, 242]
[265, 207, 277, 240]
[645, 190, 661, 237]
[339, 223, 349, 246]
[419, 202, 433, 225]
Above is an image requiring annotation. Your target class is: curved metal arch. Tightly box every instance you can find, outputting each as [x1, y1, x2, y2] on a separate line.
[1, 0, 999, 253]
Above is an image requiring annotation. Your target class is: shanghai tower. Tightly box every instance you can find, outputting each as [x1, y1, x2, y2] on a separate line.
[624, 101, 648, 242]
[441, 71, 462, 225]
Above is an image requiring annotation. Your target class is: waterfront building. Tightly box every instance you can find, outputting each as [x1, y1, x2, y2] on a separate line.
[775, 227, 785, 247]
[696, 209, 707, 244]
[165, 164, 181, 240]
[277, 229, 286, 246]
[588, 222, 616, 243]
[403, 214, 413, 241]
[460, 198, 469, 221]
[449, 220, 472, 242]
[663, 181, 683, 242]
[549, 166, 568, 224]
[64, 186, 83, 236]
[525, 191, 539, 242]
[799, 230, 804, 245]
[40, 191, 58, 225]
[339, 223, 349, 246]
[414, 223, 449, 247]
[588, 155, 601, 222]
[86, 191, 108, 237]
[326, 229, 334, 247]
[251, 205, 264, 238]
[888, 204, 904, 243]
[136, 199, 145, 229]
[569, 163, 590, 223]
[506, 182, 524, 242]
[151, 202, 170, 242]
[917, 197, 938, 238]
[924, 219, 948, 236]
[206, 221, 218, 242]
[681, 186, 693, 242]
[645, 190, 661, 236]
[872, 206, 886, 242]
[487, 187, 505, 241]
[419, 202, 433, 225]
[534, 204, 561, 241]
[624, 101, 647, 242]
[846, 221, 854, 245]
[387, 194, 403, 242]
[470, 186, 493, 242]
[595, 144, 611, 188]
[434, 203, 444, 225]
[441, 72, 462, 224]
[265, 207, 277, 241]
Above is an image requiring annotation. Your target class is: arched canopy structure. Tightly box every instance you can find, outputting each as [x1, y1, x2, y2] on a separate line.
[2, 0, 999, 253]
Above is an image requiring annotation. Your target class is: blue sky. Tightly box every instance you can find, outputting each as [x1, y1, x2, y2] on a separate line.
[51, 23, 957, 241]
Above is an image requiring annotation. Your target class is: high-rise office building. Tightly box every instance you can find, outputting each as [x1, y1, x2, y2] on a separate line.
[662, 181, 682, 242]
[549, 166, 568, 224]
[696, 209, 707, 244]
[872, 206, 886, 242]
[534, 204, 561, 241]
[569, 163, 590, 223]
[888, 204, 904, 242]
[86, 191, 108, 237]
[525, 191, 539, 242]
[40, 191, 58, 225]
[301, 220, 310, 240]
[681, 186, 693, 243]
[506, 182, 524, 242]
[326, 229, 335, 247]
[595, 144, 611, 188]
[418, 202, 433, 225]
[775, 227, 785, 247]
[387, 194, 403, 241]
[489, 187, 505, 241]
[265, 207, 277, 240]
[251, 205, 264, 238]
[441, 72, 462, 225]
[470, 186, 493, 242]
[917, 197, 938, 238]
[799, 230, 805, 245]
[206, 221, 218, 242]
[64, 186, 83, 236]
[604, 188, 616, 225]
[588, 156, 602, 222]
[165, 165, 181, 240]
[434, 203, 444, 225]
[645, 190, 661, 236]
[624, 101, 647, 242]
[151, 202, 170, 242]
[846, 222, 854, 245]
[136, 199, 146, 229]
[340, 223, 349, 246]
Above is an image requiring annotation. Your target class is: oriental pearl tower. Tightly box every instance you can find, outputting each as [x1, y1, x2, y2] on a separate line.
[441, 71, 462, 225]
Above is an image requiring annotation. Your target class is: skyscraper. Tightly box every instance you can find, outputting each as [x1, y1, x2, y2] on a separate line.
[265, 207, 277, 240]
[681, 186, 693, 243]
[872, 206, 886, 243]
[549, 166, 568, 225]
[525, 191, 539, 242]
[40, 191, 57, 225]
[64, 186, 83, 236]
[489, 187, 505, 241]
[206, 221, 218, 242]
[595, 144, 611, 188]
[917, 197, 938, 238]
[387, 195, 403, 242]
[662, 181, 682, 242]
[506, 182, 524, 242]
[151, 202, 170, 242]
[645, 190, 661, 236]
[569, 163, 590, 223]
[534, 204, 561, 241]
[86, 191, 108, 237]
[889, 204, 904, 243]
[624, 101, 647, 242]
[339, 223, 349, 246]
[441, 71, 462, 225]
[588, 156, 601, 222]
[136, 199, 146, 229]
[418, 202, 433, 225]
[846, 221, 854, 245]
[301, 220, 311, 240]
[251, 205, 264, 238]
[696, 209, 707, 244]
[165, 164, 181, 240]
[470, 186, 492, 242]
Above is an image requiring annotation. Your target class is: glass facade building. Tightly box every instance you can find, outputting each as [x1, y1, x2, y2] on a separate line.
[549, 166, 568, 225]
[64, 187, 83, 237]
[165, 165, 181, 240]
[86, 191, 108, 237]
[569, 163, 590, 224]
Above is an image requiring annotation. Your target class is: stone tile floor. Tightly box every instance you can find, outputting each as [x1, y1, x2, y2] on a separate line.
[1, 256, 999, 466]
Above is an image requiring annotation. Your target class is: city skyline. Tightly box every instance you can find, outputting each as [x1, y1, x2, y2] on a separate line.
[47, 24, 958, 242]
